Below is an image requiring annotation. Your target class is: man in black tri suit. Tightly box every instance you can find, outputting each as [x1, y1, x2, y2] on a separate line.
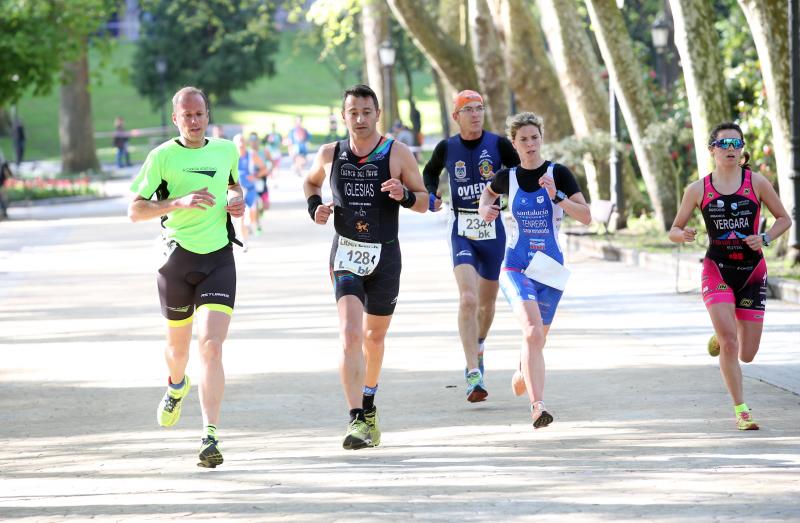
[303, 84, 428, 450]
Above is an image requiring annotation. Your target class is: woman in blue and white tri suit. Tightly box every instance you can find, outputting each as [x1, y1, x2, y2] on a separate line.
[478, 112, 591, 428]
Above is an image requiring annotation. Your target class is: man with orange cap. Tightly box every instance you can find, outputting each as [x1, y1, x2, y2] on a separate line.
[423, 90, 519, 403]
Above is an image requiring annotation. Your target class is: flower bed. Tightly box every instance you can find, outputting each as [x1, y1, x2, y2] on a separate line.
[5, 176, 99, 201]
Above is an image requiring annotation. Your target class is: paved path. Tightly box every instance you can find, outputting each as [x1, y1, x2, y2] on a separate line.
[1, 170, 799, 522]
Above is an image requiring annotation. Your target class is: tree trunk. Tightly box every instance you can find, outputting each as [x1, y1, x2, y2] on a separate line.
[500, 0, 573, 140]
[0, 107, 11, 137]
[669, 0, 730, 177]
[361, 0, 392, 133]
[432, 68, 452, 137]
[59, 50, 99, 174]
[584, 0, 678, 230]
[216, 91, 235, 106]
[536, 0, 608, 201]
[437, 0, 466, 103]
[398, 46, 416, 127]
[440, 0, 468, 50]
[737, 0, 794, 255]
[386, 0, 479, 92]
[467, 0, 509, 132]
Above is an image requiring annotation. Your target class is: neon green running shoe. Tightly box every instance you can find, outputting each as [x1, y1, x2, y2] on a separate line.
[466, 371, 488, 403]
[157, 376, 191, 427]
[707, 334, 720, 357]
[364, 406, 381, 447]
[736, 410, 759, 431]
[197, 436, 223, 468]
[342, 418, 371, 450]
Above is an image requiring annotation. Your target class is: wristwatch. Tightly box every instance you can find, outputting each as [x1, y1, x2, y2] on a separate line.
[760, 232, 771, 247]
[551, 190, 566, 204]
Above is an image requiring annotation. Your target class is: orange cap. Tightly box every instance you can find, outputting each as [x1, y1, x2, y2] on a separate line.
[453, 90, 483, 112]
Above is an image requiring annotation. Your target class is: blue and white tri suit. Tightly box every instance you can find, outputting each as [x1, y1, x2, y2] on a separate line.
[493, 162, 579, 325]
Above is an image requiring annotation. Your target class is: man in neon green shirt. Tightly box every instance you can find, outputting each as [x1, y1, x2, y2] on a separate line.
[128, 86, 244, 468]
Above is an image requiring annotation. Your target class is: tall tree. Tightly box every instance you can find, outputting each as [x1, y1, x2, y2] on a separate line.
[736, 0, 794, 254]
[437, 0, 466, 97]
[304, 0, 364, 91]
[585, 0, 678, 229]
[434, 0, 466, 134]
[361, 0, 393, 133]
[0, 1, 110, 106]
[60, 52, 99, 173]
[467, 0, 509, 132]
[536, 0, 608, 202]
[133, 0, 279, 108]
[500, 0, 573, 140]
[668, 0, 730, 176]
[386, 0, 479, 92]
[0, 0, 114, 173]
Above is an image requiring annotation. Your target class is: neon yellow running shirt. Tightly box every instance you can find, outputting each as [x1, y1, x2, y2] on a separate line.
[131, 138, 240, 254]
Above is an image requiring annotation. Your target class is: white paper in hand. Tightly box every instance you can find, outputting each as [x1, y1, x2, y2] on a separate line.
[523, 251, 570, 291]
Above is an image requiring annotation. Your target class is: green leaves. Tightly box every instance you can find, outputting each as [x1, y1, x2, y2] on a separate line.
[132, 0, 280, 110]
[0, 0, 115, 105]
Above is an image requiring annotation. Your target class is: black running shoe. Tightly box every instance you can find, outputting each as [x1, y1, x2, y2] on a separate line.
[532, 401, 553, 429]
[197, 437, 224, 468]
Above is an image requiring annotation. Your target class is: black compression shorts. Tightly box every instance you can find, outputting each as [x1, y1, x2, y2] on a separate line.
[157, 243, 236, 325]
[328, 235, 401, 316]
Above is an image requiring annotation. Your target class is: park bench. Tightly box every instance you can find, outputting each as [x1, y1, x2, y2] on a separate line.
[563, 199, 616, 236]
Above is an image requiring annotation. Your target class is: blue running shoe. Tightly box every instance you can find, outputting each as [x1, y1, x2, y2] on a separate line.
[466, 371, 488, 403]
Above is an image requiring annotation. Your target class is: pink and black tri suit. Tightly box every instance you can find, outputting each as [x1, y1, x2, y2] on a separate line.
[700, 168, 767, 322]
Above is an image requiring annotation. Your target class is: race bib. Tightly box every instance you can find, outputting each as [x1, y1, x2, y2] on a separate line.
[333, 236, 382, 276]
[457, 210, 496, 240]
[524, 251, 570, 291]
[153, 236, 178, 271]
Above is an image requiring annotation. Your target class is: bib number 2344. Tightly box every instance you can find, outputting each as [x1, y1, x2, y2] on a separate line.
[457, 213, 496, 240]
[334, 236, 382, 276]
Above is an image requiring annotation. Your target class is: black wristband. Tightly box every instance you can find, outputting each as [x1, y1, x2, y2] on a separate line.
[400, 188, 417, 208]
[307, 194, 323, 220]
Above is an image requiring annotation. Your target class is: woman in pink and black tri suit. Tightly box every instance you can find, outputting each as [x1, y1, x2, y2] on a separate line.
[669, 122, 791, 431]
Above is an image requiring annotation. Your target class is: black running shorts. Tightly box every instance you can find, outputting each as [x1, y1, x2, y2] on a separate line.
[328, 235, 401, 316]
[157, 243, 236, 324]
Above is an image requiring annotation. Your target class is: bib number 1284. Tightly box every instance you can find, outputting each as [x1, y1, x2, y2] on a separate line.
[334, 237, 382, 276]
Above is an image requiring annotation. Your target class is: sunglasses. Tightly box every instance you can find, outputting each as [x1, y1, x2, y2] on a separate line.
[459, 105, 485, 114]
[710, 138, 745, 150]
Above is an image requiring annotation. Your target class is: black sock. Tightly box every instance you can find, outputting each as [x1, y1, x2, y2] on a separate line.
[363, 394, 375, 411]
[362, 384, 378, 411]
[349, 408, 365, 422]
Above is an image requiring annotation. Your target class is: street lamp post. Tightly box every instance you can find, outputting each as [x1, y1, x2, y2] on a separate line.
[609, 81, 623, 224]
[155, 57, 168, 139]
[608, 0, 626, 230]
[651, 13, 671, 92]
[790, 0, 800, 256]
[378, 40, 396, 134]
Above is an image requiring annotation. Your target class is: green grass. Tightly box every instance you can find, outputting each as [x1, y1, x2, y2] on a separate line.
[0, 31, 442, 163]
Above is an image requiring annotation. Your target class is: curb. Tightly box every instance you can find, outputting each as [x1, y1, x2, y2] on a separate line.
[8, 195, 117, 207]
[563, 232, 800, 305]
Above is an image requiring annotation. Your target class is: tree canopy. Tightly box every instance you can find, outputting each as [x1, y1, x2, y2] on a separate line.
[132, 0, 280, 109]
[0, 0, 115, 106]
